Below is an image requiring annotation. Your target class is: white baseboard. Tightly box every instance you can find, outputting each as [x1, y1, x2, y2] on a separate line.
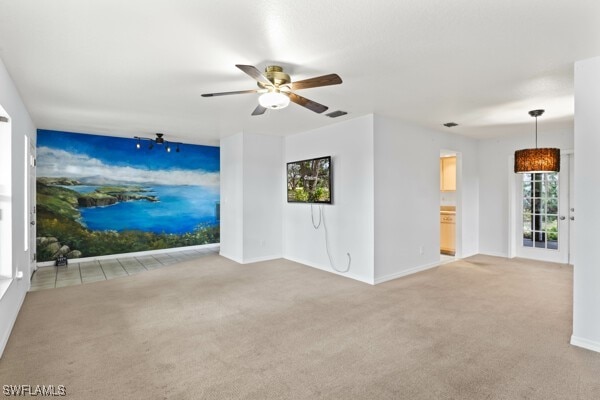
[219, 252, 244, 264]
[36, 243, 220, 268]
[283, 256, 374, 285]
[478, 251, 509, 258]
[374, 260, 441, 285]
[241, 255, 282, 264]
[219, 252, 282, 265]
[571, 335, 600, 353]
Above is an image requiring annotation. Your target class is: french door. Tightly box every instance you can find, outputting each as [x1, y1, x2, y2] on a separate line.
[516, 154, 574, 264]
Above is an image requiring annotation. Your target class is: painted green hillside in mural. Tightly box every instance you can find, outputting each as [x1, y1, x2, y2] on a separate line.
[36, 181, 219, 262]
[36, 130, 220, 262]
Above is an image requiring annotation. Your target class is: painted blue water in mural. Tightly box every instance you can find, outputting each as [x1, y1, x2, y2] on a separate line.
[73, 185, 219, 234]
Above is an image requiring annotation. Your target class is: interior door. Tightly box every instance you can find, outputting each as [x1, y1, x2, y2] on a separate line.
[516, 154, 571, 263]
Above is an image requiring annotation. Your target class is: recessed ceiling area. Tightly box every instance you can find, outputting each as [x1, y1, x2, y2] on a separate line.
[0, 0, 598, 145]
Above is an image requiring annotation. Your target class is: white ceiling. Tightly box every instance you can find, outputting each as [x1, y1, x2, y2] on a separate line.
[0, 0, 599, 145]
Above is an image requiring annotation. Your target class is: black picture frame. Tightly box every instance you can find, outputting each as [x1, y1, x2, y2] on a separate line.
[285, 156, 333, 204]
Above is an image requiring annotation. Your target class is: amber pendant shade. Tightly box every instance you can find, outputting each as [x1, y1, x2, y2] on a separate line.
[514, 148, 560, 173]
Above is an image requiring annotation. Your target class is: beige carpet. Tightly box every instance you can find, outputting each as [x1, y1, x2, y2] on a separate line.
[1, 255, 599, 399]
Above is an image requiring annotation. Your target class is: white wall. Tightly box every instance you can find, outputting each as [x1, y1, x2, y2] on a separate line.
[477, 129, 573, 257]
[242, 133, 283, 262]
[571, 56, 600, 353]
[373, 116, 479, 283]
[220, 132, 283, 264]
[220, 133, 244, 262]
[0, 57, 36, 358]
[283, 115, 375, 284]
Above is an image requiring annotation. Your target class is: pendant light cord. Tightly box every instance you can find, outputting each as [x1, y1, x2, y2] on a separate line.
[535, 116, 538, 148]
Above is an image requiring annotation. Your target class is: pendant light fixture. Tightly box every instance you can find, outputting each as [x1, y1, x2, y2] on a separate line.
[133, 133, 182, 153]
[514, 109, 560, 173]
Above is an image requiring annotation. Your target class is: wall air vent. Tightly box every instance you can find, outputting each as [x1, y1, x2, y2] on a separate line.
[0, 116, 9, 123]
[443, 122, 458, 127]
[326, 110, 348, 118]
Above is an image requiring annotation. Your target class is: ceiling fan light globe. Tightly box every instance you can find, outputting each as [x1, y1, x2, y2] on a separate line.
[258, 92, 290, 109]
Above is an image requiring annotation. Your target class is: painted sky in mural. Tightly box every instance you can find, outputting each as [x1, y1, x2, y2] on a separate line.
[37, 130, 219, 186]
[36, 130, 220, 261]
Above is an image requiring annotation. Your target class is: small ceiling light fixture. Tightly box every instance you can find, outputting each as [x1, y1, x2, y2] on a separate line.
[514, 109, 560, 173]
[443, 122, 458, 128]
[258, 89, 290, 110]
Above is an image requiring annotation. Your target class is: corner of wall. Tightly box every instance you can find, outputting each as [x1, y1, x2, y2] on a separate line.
[282, 115, 376, 284]
[372, 115, 480, 283]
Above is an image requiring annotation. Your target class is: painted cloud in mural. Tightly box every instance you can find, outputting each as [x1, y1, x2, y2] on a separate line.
[37, 146, 219, 186]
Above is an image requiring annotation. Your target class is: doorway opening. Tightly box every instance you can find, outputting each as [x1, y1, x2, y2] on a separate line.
[440, 150, 459, 261]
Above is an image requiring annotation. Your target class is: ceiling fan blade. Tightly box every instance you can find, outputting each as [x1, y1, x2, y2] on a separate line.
[251, 104, 267, 116]
[289, 74, 342, 91]
[286, 92, 329, 114]
[201, 89, 264, 97]
[236, 64, 273, 87]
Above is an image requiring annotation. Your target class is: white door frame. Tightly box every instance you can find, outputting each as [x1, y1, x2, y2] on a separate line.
[28, 139, 36, 272]
[508, 150, 574, 261]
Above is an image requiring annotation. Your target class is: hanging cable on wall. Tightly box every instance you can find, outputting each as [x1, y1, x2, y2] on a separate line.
[310, 204, 351, 273]
[311, 203, 322, 229]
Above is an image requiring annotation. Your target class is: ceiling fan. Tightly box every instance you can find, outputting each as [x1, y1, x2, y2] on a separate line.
[202, 65, 342, 116]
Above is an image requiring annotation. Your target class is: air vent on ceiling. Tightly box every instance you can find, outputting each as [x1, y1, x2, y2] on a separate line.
[326, 110, 348, 118]
[443, 122, 458, 127]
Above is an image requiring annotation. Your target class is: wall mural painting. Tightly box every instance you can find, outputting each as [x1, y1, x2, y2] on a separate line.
[36, 130, 220, 262]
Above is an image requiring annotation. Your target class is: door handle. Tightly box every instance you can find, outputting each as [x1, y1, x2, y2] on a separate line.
[559, 216, 566, 220]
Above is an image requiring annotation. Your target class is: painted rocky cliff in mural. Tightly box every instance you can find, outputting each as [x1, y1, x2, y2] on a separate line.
[36, 130, 220, 262]
[76, 186, 158, 207]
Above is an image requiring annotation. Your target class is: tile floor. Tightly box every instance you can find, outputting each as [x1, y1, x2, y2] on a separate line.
[30, 247, 219, 291]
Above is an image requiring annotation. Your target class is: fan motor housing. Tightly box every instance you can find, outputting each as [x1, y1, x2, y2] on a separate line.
[258, 65, 291, 88]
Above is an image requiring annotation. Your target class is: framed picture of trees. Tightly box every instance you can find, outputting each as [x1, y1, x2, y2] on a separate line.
[286, 156, 332, 204]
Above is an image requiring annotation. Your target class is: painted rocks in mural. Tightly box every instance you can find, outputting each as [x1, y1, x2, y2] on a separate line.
[35, 130, 220, 262]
